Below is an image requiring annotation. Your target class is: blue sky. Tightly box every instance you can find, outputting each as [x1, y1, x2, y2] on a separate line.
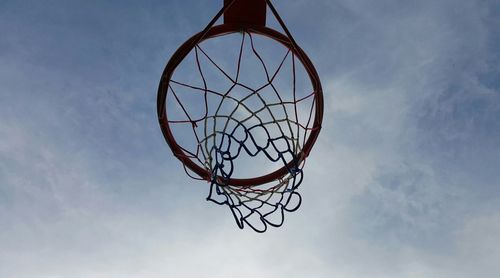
[1, 0, 499, 277]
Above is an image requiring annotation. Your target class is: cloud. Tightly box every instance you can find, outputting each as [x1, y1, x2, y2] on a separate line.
[1, 0, 499, 277]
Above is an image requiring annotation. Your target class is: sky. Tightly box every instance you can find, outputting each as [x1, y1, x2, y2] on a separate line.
[1, 0, 499, 277]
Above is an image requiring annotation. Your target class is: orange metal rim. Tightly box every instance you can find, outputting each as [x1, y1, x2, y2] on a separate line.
[157, 24, 324, 186]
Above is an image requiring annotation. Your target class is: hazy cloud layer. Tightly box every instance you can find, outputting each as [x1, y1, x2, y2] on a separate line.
[1, 0, 499, 277]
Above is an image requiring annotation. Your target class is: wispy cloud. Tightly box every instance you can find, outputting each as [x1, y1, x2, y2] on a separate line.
[1, 0, 499, 277]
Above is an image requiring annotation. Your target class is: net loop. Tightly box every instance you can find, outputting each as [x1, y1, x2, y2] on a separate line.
[204, 114, 305, 232]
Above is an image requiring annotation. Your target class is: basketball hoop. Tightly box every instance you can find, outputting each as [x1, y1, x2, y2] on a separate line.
[157, 0, 324, 232]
